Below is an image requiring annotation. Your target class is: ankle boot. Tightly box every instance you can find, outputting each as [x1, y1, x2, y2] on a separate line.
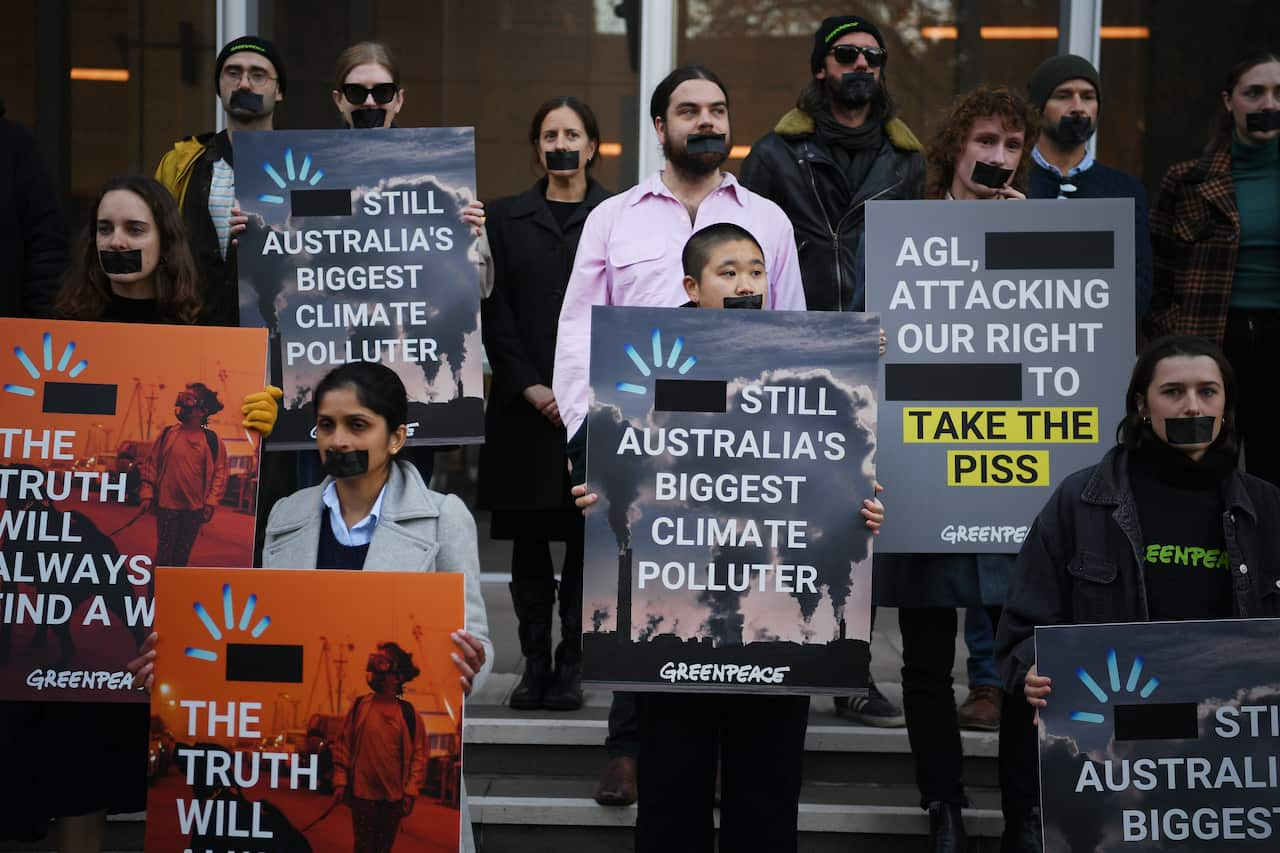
[508, 581, 553, 710]
[926, 801, 967, 853]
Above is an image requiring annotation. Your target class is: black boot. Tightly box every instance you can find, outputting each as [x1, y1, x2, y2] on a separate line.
[1001, 806, 1042, 853]
[544, 586, 584, 711]
[926, 801, 967, 853]
[508, 580, 553, 710]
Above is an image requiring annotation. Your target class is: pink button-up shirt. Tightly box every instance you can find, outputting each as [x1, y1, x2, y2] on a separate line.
[553, 170, 807, 438]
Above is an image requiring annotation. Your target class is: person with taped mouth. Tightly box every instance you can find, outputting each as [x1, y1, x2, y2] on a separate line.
[1146, 51, 1280, 490]
[869, 85, 1044, 853]
[1000, 335, 1280, 830]
[154, 35, 287, 327]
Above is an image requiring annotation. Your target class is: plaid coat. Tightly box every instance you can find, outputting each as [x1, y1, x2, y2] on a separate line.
[1144, 143, 1240, 345]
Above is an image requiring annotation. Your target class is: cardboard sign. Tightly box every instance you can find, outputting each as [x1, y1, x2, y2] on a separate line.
[581, 307, 879, 694]
[145, 568, 464, 853]
[236, 128, 485, 449]
[1037, 619, 1280, 849]
[866, 199, 1135, 552]
[0, 319, 266, 702]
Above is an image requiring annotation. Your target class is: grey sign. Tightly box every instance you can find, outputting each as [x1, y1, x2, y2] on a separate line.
[236, 128, 484, 449]
[1037, 619, 1280, 850]
[866, 199, 1135, 553]
[581, 307, 879, 694]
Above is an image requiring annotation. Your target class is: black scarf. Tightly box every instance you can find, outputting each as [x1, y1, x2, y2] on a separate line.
[813, 105, 883, 193]
[1132, 425, 1237, 490]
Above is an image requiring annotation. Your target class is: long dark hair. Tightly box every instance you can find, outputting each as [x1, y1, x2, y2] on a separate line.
[925, 86, 1039, 200]
[527, 95, 601, 173]
[1117, 335, 1238, 452]
[314, 361, 408, 433]
[1212, 50, 1280, 148]
[57, 175, 201, 323]
[797, 73, 897, 123]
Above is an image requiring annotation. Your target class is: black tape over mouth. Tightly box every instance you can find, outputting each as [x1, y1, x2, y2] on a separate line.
[686, 134, 728, 155]
[1246, 111, 1280, 133]
[322, 448, 370, 478]
[229, 90, 265, 112]
[971, 161, 1014, 189]
[1164, 416, 1216, 445]
[350, 108, 387, 128]
[545, 150, 581, 170]
[722, 294, 763, 309]
[99, 249, 143, 275]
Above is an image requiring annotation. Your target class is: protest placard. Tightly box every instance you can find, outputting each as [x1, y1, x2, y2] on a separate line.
[580, 307, 879, 694]
[145, 568, 464, 853]
[866, 198, 1136, 552]
[0, 319, 265, 702]
[1037, 619, 1280, 849]
[236, 128, 485, 449]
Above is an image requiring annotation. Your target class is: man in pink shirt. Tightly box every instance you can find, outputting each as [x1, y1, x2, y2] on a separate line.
[553, 65, 807, 443]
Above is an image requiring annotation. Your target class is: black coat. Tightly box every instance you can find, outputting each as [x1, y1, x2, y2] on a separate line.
[478, 178, 612, 515]
[740, 108, 925, 311]
[995, 445, 1280, 696]
[0, 107, 67, 317]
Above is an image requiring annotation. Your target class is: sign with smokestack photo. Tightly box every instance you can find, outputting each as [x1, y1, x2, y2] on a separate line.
[580, 307, 880, 694]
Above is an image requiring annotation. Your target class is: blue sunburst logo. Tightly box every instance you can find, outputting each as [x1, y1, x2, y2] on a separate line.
[616, 328, 697, 395]
[5, 332, 88, 398]
[1070, 647, 1160, 724]
[257, 148, 324, 204]
[185, 583, 272, 663]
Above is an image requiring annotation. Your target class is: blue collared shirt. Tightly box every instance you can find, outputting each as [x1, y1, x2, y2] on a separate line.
[322, 481, 386, 547]
[1032, 145, 1096, 197]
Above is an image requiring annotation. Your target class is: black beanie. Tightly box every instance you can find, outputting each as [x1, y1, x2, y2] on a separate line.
[1027, 54, 1100, 109]
[811, 16, 885, 74]
[215, 36, 287, 96]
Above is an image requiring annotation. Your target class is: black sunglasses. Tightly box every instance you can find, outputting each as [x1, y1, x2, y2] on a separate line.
[341, 83, 399, 106]
[829, 44, 887, 67]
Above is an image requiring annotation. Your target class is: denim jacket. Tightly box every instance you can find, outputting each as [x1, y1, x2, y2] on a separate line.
[996, 445, 1280, 695]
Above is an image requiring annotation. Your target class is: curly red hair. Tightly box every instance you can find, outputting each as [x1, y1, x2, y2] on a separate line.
[925, 86, 1040, 200]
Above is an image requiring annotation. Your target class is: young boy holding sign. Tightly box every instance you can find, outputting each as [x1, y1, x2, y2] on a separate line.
[575, 222, 885, 853]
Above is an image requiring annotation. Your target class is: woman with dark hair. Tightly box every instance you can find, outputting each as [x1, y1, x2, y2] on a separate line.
[870, 85, 1042, 852]
[1146, 51, 1280, 487]
[479, 95, 609, 712]
[1000, 333, 1280, 719]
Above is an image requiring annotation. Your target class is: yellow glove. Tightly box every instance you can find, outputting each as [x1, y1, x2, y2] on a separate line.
[241, 385, 283, 437]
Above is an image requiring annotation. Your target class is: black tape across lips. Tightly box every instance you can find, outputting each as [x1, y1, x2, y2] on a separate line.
[545, 150, 580, 170]
[350, 108, 387, 128]
[1246, 111, 1280, 133]
[1164, 416, 1216, 445]
[686, 133, 728, 155]
[229, 90, 264, 112]
[99, 249, 143, 275]
[971, 161, 1014, 189]
[322, 448, 369, 478]
[722, 294, 763, 309]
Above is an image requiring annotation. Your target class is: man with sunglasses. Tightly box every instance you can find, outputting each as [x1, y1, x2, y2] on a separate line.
[741, 14, 922, 731]
[155, 35, 287, 325]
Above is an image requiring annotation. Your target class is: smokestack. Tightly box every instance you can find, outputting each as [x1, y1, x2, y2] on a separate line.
[839, 617, 847, 642]
[617, 548, 633, 644]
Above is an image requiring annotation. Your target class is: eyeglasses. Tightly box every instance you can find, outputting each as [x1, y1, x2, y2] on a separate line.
[221, 66, 276, 87]
[341, 83, 399, 106]
[829, 44, 887, 67]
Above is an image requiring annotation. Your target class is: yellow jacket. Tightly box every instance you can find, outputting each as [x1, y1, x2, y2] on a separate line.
[153, 134, 211, 211]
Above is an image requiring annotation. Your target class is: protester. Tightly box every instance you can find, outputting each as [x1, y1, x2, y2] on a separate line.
[551, 64, 806, 807]
[332, 642, 428, 853]
[480, 96, 610, 712]
[1026, 54, 1152, 318]
[154, 35, 285, 325]
[741, 14, 925, 311]
[741, 11, 923, 729]
[572, 222, 884, 853]
[872, 86, 1042, 852]
[999, 335, 1280, 722]
[0, 99, 67, 317]
[1147, 51, 1280, 488]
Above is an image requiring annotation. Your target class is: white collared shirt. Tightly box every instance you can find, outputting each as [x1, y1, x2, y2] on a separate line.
[322, 480, 387, 547]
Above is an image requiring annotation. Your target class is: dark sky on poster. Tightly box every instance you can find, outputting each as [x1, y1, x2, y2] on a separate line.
[236, 128, 483, 448]
[865, 199, 1135, 554]
[1037, 619, 1280, 850]
[581, 307, 879, 692]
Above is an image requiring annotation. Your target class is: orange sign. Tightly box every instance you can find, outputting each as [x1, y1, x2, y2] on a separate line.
[0, 318, 267, 702]
[145, 567, 464, 853]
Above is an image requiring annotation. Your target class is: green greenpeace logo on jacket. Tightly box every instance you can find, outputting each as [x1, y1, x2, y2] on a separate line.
[1143, 544, 1228, 569]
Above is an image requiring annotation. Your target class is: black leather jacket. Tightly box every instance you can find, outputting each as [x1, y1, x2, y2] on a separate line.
[996, 445, 1280, 695]
[740, 108, 925, 311]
